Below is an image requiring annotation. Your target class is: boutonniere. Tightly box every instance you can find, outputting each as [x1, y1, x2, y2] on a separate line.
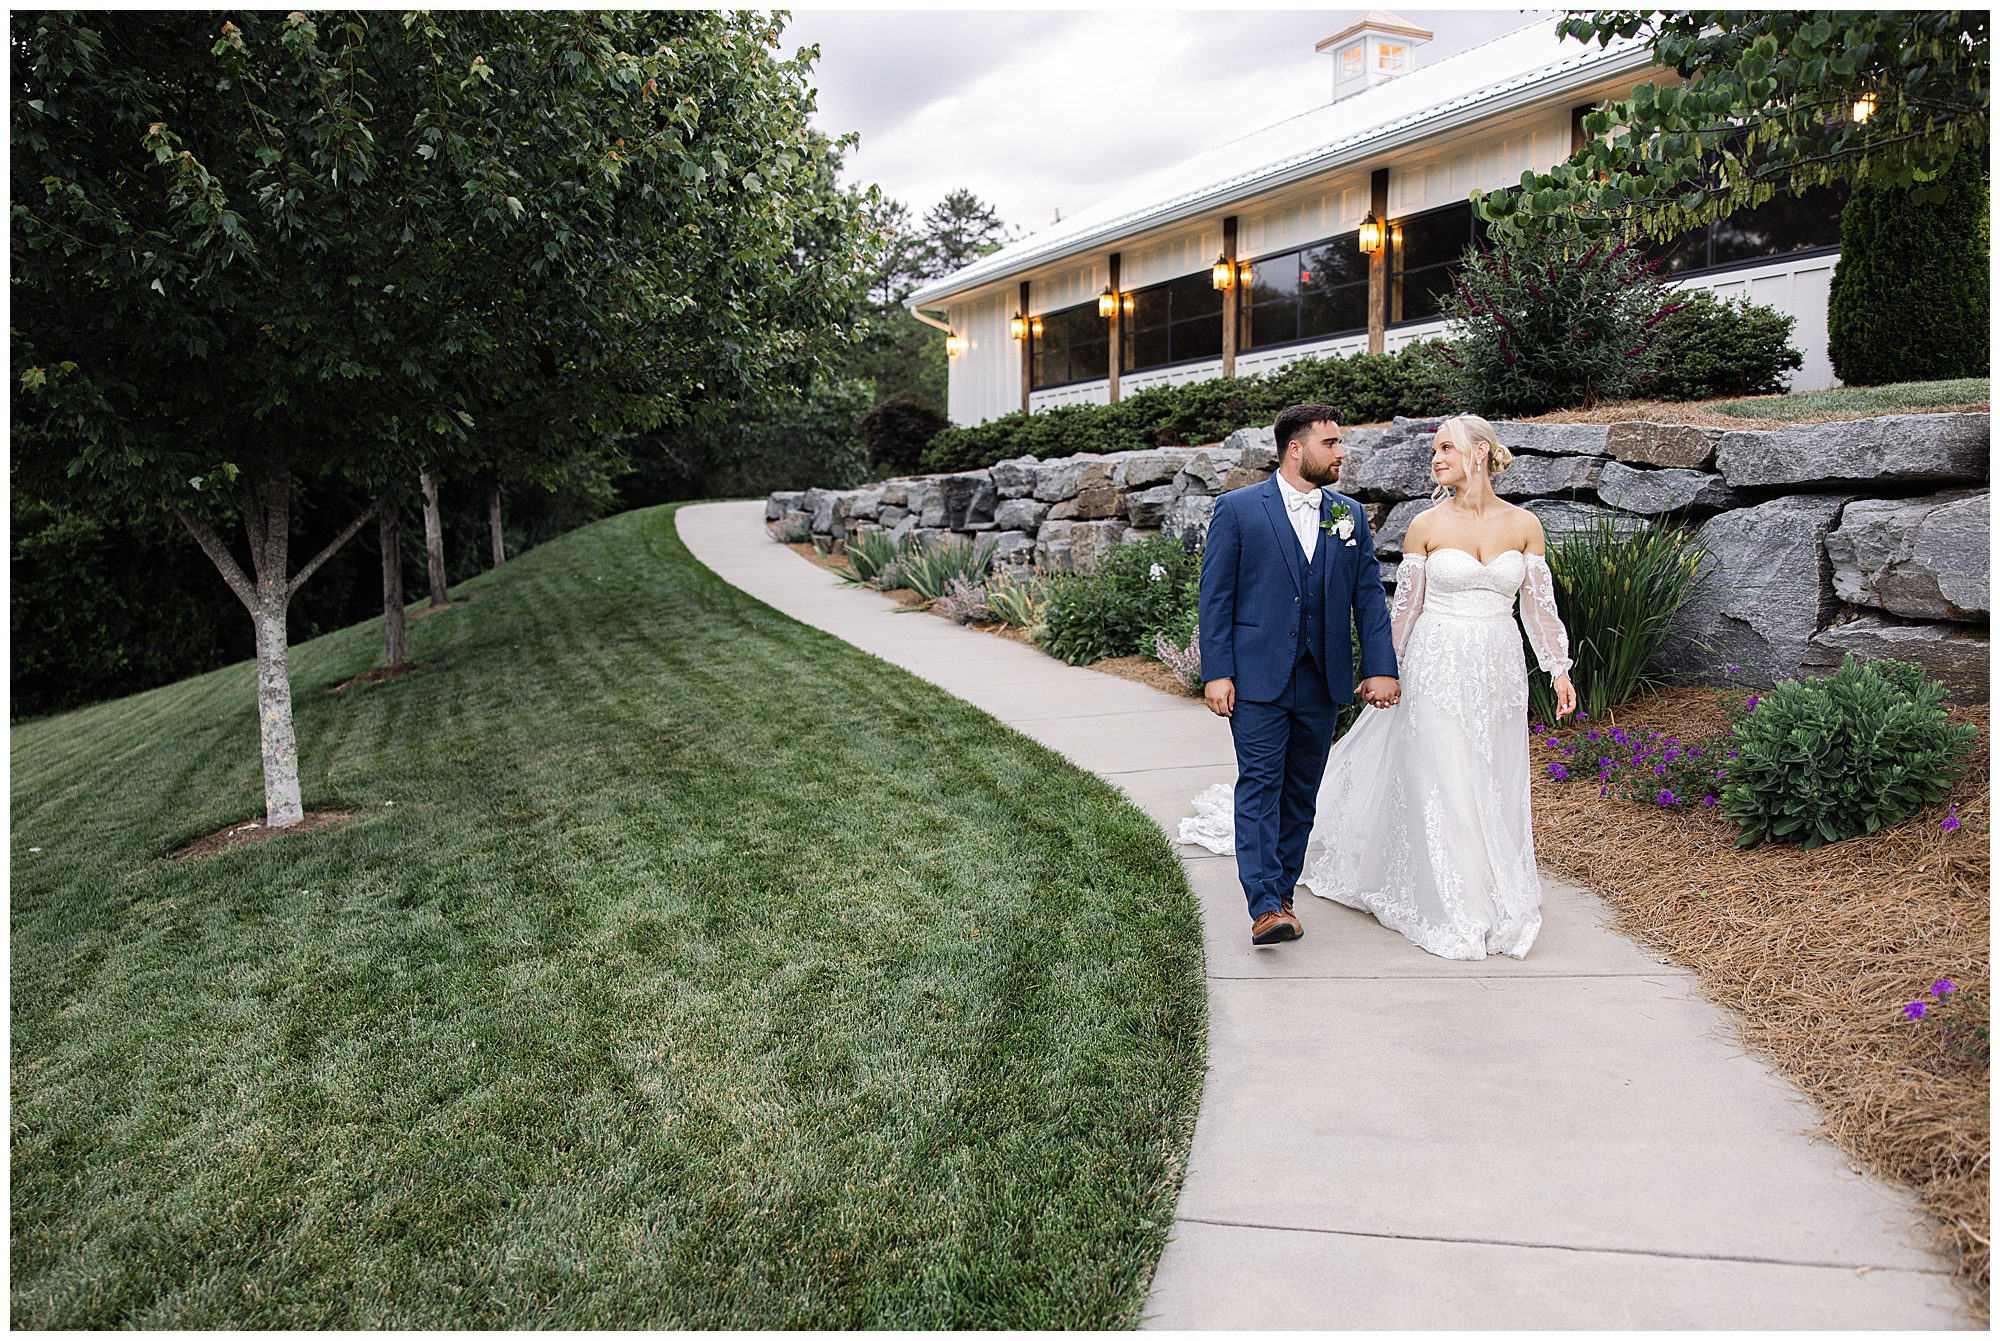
[1319, 502, 1356, 542]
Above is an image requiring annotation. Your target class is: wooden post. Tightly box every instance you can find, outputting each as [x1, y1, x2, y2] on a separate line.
[1107, 252, 1122, 403]
[1019, 279, 1032, 414]
[1221, 215, 1239, 379]
[1571, 103, 1591, 154]
[1367, 168, 1390, 354]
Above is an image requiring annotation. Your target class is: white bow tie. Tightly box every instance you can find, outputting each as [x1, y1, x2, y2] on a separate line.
[1287, 489, 1322, 513]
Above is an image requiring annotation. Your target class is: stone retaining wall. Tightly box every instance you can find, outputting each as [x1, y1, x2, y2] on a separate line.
[766, 411, 1991, 700]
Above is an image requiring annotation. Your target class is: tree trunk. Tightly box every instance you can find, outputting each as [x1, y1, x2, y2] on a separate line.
[488, 479, 506, 568]
[420, 467, 448, 607]
[252, 591, 305, 828]
[380, 495, 409, 669]
[172, 464, 381, 831]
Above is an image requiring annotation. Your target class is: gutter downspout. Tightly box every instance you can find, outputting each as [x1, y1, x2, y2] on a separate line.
[907, 306, 952, 335]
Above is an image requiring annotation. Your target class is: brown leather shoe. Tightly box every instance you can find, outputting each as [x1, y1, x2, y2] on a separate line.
[1251, 908, 1302, 945]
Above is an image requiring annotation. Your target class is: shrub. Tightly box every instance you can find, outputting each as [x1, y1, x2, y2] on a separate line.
[858, 392, 948, 476]
[830, 528, 906, 588]
[896, 535, 995, 604]
[1648, 288, 1803, 401]
[919, 346, 1450, 474]
[1526, 517, 1707, 724]
[1830, 149, 1991, 386]
[1721, 656, 1979, 849]
[933, 573, 992, 624]
[1438, 231, 1673, 415]
[1039, 535, 1200, 666]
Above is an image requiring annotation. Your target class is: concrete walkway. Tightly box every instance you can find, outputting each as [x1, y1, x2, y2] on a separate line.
[677, 501, 1970, 1330]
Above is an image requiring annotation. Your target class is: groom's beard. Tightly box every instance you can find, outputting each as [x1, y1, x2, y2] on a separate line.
[1301, 459, 1341, 487]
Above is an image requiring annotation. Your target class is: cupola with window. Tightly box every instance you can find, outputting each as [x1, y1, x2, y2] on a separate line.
[1316, 9, 1434, 103]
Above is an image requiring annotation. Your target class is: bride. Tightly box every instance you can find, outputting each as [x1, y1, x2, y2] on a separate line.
[1179, 413, 1578, 960]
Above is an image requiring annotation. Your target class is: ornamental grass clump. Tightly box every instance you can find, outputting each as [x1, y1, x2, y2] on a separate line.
[896, 535, 995, 605]
[984, 566, 1045, 629]
[1526, 516, 1706, 724]
[830, 528, 907, 589]
[1723, 656, 1979, 850]
[1437, 229, 1676, 415]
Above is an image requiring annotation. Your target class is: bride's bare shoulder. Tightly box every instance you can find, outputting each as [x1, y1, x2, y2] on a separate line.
[1504, 502, 1550, 555]
[1404, 504, 1441, 552]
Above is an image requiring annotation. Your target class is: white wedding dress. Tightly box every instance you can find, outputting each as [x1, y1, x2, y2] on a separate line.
[1178, 545, 1574, 960]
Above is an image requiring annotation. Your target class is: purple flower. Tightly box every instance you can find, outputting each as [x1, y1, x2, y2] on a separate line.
[1941, 815, 1961, 833]
[1745, 695, 1759, 711]
[1702, 795, 1717, 806]
[1576, 711, 1589, 721]
[1903, 1001, 1929, 1020]
[1657, 789, 1677, 806]
[1724, 665, 1742, 676]
[1934, 979, 1958, 996]
[1548, 762, 1570, 780]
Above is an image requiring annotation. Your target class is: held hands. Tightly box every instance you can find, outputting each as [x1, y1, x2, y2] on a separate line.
[1552, 672, 1578, 720]
[1357, 675, 1400, 709]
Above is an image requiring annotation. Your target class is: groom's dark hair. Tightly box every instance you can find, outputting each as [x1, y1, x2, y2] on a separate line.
[1273, 403, 1344, 455]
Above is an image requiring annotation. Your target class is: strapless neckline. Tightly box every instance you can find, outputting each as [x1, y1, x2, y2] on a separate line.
[1426, 547, 1527, 568]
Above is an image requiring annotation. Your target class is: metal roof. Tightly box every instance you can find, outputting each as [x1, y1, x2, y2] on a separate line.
[906, 16, 1657, 310]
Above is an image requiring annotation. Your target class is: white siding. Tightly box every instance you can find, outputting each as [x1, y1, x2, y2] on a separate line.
[1390, 109, 1571, 215]
[1238, 173, 1373, 259]
[1122, 358, 1226, 394]
[1120, 225, 1223, 291]
[1668, 253, 1842, 392]
[946, 291, 1020, 427]
[1029, 260, 1109, 315]
[1029, 379, 1111, 412]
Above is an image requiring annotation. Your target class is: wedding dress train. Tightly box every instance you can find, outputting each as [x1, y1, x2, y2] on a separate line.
[1178, 544, 1574, 960]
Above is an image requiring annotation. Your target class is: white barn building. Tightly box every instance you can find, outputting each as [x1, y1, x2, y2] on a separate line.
[907, 11, 1848, 428]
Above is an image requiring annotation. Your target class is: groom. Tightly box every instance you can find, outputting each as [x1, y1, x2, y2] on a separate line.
[1198, 404, 1400, 946]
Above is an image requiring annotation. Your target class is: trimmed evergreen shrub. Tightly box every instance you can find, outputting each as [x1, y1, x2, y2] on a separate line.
[858, 392, 948, 476]
[1721, 655, 1979, 849]
[1829, 149, 1991, 385]
[919, 345, 1449, 474]
[1648, 288, 1803, 401]
[1438, 231, 1673, 415]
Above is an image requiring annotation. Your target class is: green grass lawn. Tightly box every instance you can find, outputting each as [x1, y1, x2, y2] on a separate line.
[10, 504, 1207, 1328]
[1707, 375, 1990, 419]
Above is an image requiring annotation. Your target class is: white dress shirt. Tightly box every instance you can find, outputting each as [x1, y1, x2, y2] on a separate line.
[1273, 472, 1322, 561]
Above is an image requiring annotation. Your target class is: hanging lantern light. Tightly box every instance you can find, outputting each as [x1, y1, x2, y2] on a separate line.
[1097, 285, 1117, 318]
[1121, 293, 1133, 317]
[1851, 91, 1877, 123]
[1358, 211, 1384, 255]
[1010, 312, 1028, 340]
[1031, 316, 1044, 338]
[1211, 252, 1235, 290]
[945, 332, 965, 357]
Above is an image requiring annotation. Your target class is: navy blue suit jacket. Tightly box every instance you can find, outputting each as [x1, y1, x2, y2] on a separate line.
[1197, 477, 1399, 703]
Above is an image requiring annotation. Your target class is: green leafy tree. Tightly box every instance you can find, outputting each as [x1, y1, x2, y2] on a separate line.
[12, 10, 871, 824]
[917, 187, 1014, 281]
[1479, 11, 1990, 245]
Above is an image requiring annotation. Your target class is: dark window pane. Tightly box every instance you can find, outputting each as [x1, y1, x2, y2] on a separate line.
[1171, 313, 1223, 362]
[1128, 325, 1170, 371]
[1392, 203, 1474, 273]
[1167, 272, 1224, 322]
[1710, 184, 1845, 266]
[1300, 282, 1367, 338]
[1069, 332, 1109, 381]
[1124, 286, 1168, 332]
[1245, 296, 1299, 349]
[1392, 266, 1455, 323]
[1302, 238, 1368, 289]
[1248, 255, 1299, 302]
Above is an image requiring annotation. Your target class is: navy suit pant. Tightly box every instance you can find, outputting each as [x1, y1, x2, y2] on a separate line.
[1229, 644, 1337, 919]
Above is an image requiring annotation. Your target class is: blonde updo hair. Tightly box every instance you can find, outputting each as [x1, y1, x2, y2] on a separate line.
[1431, 413, 1513, 502]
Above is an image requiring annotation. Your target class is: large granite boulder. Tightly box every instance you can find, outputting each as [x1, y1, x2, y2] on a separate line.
[1392, 415, 1448, 440]
[1340, 442, 1435, 499]
[1803, 614, 1990, 704]
[1036, 518, 1128, 573]
[989, 529, 1037, 568]
[990, 456, 1039, 499]
[1048, 459, 1122, 520]
[845, 486, 886, 522]
[1125, 484, 1177, 529]
[1033, 454, 1092, 503]
[1715, 412, 1990, 488]
[802, 487, 839, 534]
[1173, 447, 1243, 495]
[936, 472, 991, 529]
[1343, 424, 1403, 453]
[1605, 422, 1723, 470]
[877, 505, 910, 526]
[1494, 421, 1612, 458]
[765, 490, 804, 522]
[1373, 498, 1434, 559]
[1655, 494, 1852, 686]
[878, 481, 910, 509]
[1523, 498, 1646, 539]
[904, 481, 937, 527]
[1113, 451, 1182, 489]
[1223, 424, 1279, 473]
[1163, 494, 1216, 548]
[993, 497, 1050, 532]
[1597, 462, 1746, 515]
[1492, 454, 1606, 499]
[1824, 490, 1989, 621]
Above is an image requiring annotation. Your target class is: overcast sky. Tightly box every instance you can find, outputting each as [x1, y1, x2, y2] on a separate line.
[777, 6, 1557, 239]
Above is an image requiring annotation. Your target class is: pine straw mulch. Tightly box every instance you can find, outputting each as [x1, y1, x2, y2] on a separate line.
[1514, 396, 1990, 430]
[1531, 685, 1991, 1320]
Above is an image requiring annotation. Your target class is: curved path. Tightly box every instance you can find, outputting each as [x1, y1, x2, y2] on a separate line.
[677, 501, 1969, 1329]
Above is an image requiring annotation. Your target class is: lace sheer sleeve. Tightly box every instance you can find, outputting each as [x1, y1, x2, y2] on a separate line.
[1389, 553, 1427, 659]
[1519, 552, 1573, 677]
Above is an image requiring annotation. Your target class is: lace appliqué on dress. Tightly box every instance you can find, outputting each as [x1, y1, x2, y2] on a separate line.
[1519, 551, 1573, 678]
